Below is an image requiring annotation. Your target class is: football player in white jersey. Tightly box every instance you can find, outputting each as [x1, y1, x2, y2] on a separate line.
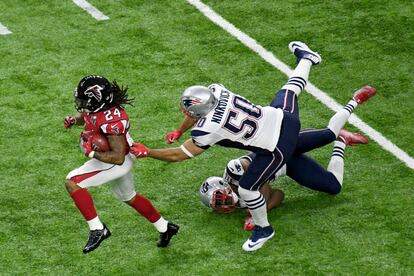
[64, 75, 179, 253]
[130, 41, 320, 251]
[197, 83, 375, 230]
[131, 41, 374, 251]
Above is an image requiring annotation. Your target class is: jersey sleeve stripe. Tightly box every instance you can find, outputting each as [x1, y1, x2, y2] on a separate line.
[191, 130, 210, 137]
[180, 145, 194, 158]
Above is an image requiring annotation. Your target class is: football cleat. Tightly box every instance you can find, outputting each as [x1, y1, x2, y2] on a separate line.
[352, 85, 377, 104]
[242, 225, 275, 252]
[289, 41, 321, 65]
[243, 216, 256, 231]
[338, 129, 369, 146]
[83, 224, 111, 254]
[157, 222, 179, 248]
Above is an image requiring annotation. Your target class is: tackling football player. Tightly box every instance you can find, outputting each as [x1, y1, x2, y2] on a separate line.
[182, 84, 375, 230]
[131, 41, 375, 251]
[130, 41, 321, 251]
[64, 75, 179, 254]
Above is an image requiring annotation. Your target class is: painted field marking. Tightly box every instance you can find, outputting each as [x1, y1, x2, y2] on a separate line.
[0, 22, 12, 35]
[187, 0, 414, 170]
[72, 0, 109, 21]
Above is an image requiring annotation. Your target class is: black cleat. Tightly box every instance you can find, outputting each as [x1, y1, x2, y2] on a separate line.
[83, 224, 111, 254]
[157, 222, 179, 248]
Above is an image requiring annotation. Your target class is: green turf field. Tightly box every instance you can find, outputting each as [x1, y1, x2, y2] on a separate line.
[1, 0, 413, 274]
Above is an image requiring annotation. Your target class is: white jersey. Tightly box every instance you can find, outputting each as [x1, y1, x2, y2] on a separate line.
[191, 84, 284, 152]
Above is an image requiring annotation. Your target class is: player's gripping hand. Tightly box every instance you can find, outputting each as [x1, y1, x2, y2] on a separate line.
[81, 136, 95, 158]
[64, 116, 76, 128]
[130, 142, 149, 158]
[165, 130, 182, 144]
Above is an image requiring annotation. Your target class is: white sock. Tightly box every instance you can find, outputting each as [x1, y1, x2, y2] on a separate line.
[328, 100, 358, 136]
[327, 141, 346, 185]
[281, 59, 312, 96]
[238, 187, 269, 227]
[87, 216, 104, 230]
[153, 217, 168, 233]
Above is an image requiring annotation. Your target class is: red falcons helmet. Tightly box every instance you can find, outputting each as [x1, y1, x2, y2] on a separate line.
[74, 75, 113, 113]
[199, 176, 239, 214]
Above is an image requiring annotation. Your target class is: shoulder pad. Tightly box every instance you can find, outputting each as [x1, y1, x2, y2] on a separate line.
[208, 83, 226, 92]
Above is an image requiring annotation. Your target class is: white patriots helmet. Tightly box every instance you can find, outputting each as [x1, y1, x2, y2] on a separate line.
[180, 85, 217, 118]
[199, 176, 239, 213]
[223, 158, 245, 186]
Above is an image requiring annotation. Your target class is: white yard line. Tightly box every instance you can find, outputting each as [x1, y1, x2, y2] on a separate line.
[187, 0, 414, 170]
[72, 0, 109, 21]
[0, 22, 12, 35]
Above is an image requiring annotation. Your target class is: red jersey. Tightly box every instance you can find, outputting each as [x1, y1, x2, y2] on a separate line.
[82, 106, 132, 153]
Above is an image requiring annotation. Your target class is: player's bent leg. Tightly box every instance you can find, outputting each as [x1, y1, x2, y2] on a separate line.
[65, 179, 103, 225]
[65, 158, 133, 253]
[64, 179, 111, 254]
[111, 170, 180, 248]
[126, 195, 179, 247]
[294, 128, 336, 155]
[287, 155, 342, 194]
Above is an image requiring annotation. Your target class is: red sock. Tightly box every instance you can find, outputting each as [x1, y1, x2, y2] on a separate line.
[70, 188, 97, 221]
[129, 194, 161, 223]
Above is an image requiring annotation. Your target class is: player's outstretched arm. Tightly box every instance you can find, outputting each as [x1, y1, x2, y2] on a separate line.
[131, 138, 205, 162]
[165, 115, 198, 144]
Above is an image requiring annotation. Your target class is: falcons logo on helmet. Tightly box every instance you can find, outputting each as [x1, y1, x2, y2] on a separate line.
[84, 85, 104, 102]
[182, 97, 202, 108]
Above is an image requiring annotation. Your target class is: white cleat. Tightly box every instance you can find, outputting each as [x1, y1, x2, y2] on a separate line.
[289, 41, 322, 65]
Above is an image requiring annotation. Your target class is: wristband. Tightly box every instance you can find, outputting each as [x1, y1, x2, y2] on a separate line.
[88, 151, 95, 159]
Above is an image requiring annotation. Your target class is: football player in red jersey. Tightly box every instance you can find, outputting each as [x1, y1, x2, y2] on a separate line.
[64, 75, 179, 254]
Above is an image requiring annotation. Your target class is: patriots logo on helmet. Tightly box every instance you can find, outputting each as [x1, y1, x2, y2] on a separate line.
[84, 85, 104, 102]
[182, 97, 202, 108]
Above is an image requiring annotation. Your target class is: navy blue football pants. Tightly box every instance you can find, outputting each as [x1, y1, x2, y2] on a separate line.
[240, 89, 301, 191]
[246, 128, 341, 194]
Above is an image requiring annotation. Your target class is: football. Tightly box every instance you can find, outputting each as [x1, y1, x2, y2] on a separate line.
[81, 131, 110, 152]
[91, 132, 110, 152]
